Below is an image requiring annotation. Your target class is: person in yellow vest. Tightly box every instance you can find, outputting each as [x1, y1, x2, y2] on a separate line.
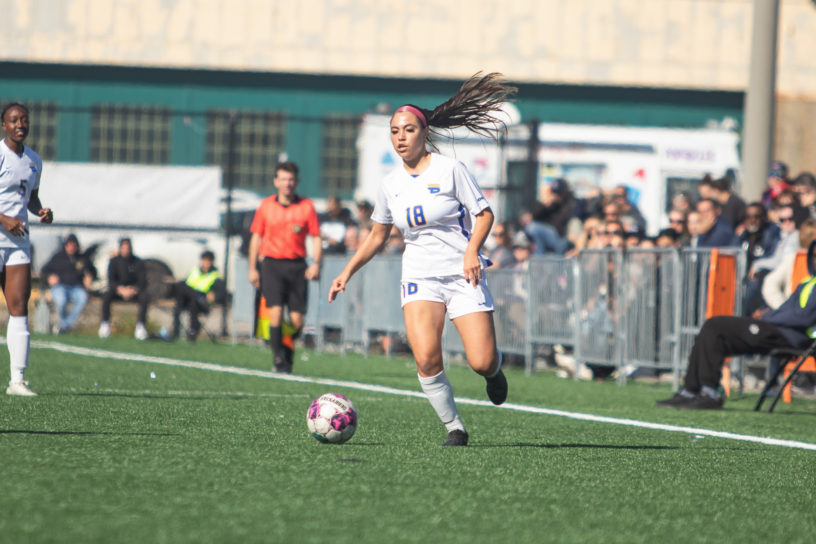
[171, 250, 225, 341]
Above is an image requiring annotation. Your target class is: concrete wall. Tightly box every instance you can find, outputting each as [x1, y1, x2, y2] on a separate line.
[2, 0, 815, 96]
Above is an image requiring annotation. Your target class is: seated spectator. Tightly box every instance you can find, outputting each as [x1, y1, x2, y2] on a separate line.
[529, 178, 577, 237]
[41, 233, 95, 334]
[510, 231, 533, 269]
[792, 172, 816, 222]
[655, 228, 680, 249]
[567, 216, 603, 256]
[750, 205, 799, 276]
[170, 250, 226, 342]
[610, 185, 647, 234]
[738, 202, 781, 269]
[670, 190, 694, 215]
[521, 214, 569, 255]
[761, 219, 816, 311]
[98, 238, 149, 340]
[487, 222, 516, 268]
[694, 198, 739, 247]
[686, 210, 703, 246]
[762, 160, 791, 209]
[657, 238, 816, 410]
[666, 208, 690, 246]
[319, 195, 354, 254]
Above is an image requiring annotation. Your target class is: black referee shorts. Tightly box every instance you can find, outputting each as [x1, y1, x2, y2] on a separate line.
[260, 258, 308, 314]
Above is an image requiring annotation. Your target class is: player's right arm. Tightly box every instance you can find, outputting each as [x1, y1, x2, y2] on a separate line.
[328, 221, 392, 302]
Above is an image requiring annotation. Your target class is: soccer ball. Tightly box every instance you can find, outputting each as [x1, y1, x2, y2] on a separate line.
[307, 393, 357, 444]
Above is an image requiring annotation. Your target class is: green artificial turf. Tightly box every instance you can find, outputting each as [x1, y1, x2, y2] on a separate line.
[1, 334, 815, 543]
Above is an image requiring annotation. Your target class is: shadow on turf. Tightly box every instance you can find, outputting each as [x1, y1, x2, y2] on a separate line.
[0, 429, 178, 437]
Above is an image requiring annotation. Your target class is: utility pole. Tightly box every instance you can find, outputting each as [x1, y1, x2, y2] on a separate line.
[741, 0, 780, 201]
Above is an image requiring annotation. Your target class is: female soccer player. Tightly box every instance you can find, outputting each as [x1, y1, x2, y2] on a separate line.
[0, 103, 54, 396]
[328, 73, 516, 446]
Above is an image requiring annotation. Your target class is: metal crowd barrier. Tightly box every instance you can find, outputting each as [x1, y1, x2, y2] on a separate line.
[278, 247, 747, 387]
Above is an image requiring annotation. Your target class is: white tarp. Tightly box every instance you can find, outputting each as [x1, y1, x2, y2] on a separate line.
[40, 162, 222, 229]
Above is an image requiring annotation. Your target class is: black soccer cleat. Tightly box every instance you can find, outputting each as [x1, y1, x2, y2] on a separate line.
[655, 392, 697, 408]
[485, 369, 508, 405]
[677, 394, 724, 411]
[442, 429, 469, 446]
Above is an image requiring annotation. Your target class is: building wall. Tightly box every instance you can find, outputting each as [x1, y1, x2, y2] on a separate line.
[3, 0, 816, 97]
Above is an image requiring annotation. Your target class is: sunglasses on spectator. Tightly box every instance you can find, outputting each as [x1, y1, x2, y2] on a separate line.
[669, 218, 684, 224]
[492, 231, 506, 237]
[745, 213, 763, 219]
[778, 216, 795, 223]
[604, 229, 623, 235]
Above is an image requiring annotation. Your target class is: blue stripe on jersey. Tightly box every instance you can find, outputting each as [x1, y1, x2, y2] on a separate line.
[457, 205, 470, 239]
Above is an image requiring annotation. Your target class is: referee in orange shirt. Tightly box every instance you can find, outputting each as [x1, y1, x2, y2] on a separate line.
[248, 162, 322, 373]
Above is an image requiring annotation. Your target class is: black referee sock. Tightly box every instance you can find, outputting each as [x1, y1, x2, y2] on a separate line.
[269, 325, 283, 362]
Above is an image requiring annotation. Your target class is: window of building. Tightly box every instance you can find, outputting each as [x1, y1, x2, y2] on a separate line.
[321, 114, 360, 197]
[90, 104, 171, 164]
[206, 110, 286, 193]
[0, 99, 58, 160]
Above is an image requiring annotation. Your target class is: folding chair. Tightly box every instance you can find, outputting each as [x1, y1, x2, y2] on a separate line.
[754, 249, 814, 412]
[755, 339, 816, 413]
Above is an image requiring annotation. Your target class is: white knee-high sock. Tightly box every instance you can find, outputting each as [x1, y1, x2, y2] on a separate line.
[418, 370, 465, 432]
[7, 316, 30, 383]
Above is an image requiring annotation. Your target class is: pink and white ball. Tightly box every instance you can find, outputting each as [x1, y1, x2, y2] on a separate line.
[307, 393, 358, 444]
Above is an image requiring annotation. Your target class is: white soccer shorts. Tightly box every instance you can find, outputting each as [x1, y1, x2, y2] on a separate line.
[400, 275, 494, 319]
[0, 247, 31, 271]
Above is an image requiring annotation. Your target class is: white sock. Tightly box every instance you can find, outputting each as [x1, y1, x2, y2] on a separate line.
[7, 315, 30, 383]
[486, 351, 503, 379]
[418, 370, 465, 433]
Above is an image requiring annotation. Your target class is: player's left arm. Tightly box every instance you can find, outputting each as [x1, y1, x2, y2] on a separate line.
[27, 190, 53, 224]
[464, 207, 494, 287]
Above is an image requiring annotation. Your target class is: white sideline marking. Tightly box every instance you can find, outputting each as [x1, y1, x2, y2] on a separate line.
[31, 340, 816, 452]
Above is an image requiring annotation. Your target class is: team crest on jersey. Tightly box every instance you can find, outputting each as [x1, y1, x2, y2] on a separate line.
[292, 225, 302, 233]
[427, 184, 440, 194]
[29, 163, 36, 173]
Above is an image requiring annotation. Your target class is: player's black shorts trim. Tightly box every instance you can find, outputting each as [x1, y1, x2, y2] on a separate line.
[260, 257, 308, 314]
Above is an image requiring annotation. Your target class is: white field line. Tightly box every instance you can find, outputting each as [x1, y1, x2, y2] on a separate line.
[29, 340, 816, 452]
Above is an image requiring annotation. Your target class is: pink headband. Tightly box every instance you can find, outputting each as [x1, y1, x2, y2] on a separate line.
[395, 105, 427, 128]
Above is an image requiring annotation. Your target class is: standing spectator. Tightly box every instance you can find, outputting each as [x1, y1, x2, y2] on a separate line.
[0, 102, 54, 396]
[347, 199, 374, 252]
[98, 238, 149, 340]
[248, 161, 322, 373]
[319, 195, 355, 255]
[170, 250, 225, 342]
[41, 233, 94, 334]
[670, 190, 694, 215]
[712, 176, 747, 229]
[694, 198, 739, 247]
[328, 73, 514, 446]
[611, 185, 647, 234]
[762, 160, 791, 209]
[487, 222, 515, 268]
[738, 202, 781, 270]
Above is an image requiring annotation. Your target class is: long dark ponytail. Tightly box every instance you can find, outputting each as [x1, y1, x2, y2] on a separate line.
[398, 72, 517, 143]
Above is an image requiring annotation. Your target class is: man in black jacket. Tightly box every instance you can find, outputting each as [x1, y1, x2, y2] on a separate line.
[658, 239, 816, 410]
[98, 238, 149, 339]
[41, 233, 94, 334]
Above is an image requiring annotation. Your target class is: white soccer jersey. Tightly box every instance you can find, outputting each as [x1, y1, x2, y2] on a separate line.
[0, 140, 42, 249]
[372, 153, 491, 280]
